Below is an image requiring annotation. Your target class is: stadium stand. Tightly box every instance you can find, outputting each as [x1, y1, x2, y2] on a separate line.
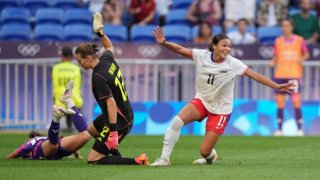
[1, 7, 30, 25]
[171, 0, 193, 10]
[65, 8, 92, 25]
[131, 25, 157, 42]
[34, 24, 63, 41]
[163, 25, 191, 42]
[166, 9, 190, 25]
[257, 26, 282, 44]
[103, 25, 128, 42]
[35, 8, 64, 25]
[226, 25, 256, 34]
[2, 23, 31, 40]
[63, 24, 93, 41]
[23, 0, 51, 16]
[192, 25, 223, 38]
[53, 0, 79, 9]
[0, 0, 20, 10]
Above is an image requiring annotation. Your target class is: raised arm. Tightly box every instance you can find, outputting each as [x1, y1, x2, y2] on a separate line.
[152, 26, 193, 59]
[93, 12, 114, 54]
[245, 68, 295, 94]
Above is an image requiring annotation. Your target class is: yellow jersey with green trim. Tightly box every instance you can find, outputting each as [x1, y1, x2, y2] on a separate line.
[52, 61, 83, 108]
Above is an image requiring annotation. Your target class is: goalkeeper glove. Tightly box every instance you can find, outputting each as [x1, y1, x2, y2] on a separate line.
[93, 12, 104, 38]
[105, 131, 119, 150]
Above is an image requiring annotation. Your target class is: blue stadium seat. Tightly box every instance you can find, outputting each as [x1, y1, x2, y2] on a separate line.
[0, 0, 20, 10]
[226, 25, 256, 34]
[103, 25, 127, 42]
[34, 24, 63, 41]
[289, 8, 317, 16]
[63, 24, 93, 41]
[1, 24, 31, 40]
[163, 25, 191, 42]
[172, 0, 193, 9]
[166, 9, 190, 25]
[192, 25, 222, 38]
[1, 8, 30, 24]
[23, 0, 51, 16]
[257, 26, 282, 44]
[35, 8, 64, 25]
[131, 25, 156, 42]
[65, 9, 92, 25]
[54, 0, 79, 9]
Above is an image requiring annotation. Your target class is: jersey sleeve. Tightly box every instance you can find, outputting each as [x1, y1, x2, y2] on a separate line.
[231, 57, 248, 76]
[92, 73, 113, 100]
[101, 50, 114, 60]
[192, 49, 206, 65]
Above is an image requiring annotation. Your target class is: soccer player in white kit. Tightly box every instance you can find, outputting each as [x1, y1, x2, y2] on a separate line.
[150, 26, 295, 166]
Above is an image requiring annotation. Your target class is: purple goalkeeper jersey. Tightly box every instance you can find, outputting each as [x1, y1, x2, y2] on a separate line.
[15, 136, 72, 160]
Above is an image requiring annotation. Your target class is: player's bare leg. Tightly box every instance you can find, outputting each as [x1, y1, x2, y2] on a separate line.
[193, 131, 220, 165]
[42, 106, 75, 157]
[291, 93, 304, 136]
[150, 103, 201, 166]
[274, 94, 285, 136]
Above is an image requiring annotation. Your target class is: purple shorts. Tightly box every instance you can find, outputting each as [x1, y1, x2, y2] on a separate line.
[16, 136, 72, 160]
[274, 78, 301, 95]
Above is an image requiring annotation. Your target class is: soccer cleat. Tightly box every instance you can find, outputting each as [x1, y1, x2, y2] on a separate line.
[53, 105, 76, 120]
[135, 153, 149, 166]
[193, 149, 218, 165]
[150, 157, 171, 167]
[60, 80, 74, 106]
[297, 130, 304, 137]
[273, 130, 283, 136]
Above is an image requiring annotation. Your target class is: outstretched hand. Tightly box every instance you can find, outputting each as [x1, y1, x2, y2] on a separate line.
[277, 82, 295, 94]
[152, 26, 166, 44]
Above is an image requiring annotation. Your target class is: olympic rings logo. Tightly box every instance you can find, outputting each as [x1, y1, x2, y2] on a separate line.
[137, 45, 161, 58]
[258, 46, 274, 59]
[17, 44, 40, 57]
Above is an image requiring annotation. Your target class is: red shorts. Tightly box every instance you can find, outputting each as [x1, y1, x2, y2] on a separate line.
[190, 98, 231, 135]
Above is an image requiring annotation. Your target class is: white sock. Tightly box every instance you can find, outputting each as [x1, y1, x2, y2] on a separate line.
[204, 150, 215, 162]
[160, 116, 184, 160]
[65, 99, 75, 109]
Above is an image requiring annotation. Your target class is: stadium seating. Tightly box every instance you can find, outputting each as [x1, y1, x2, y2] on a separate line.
[172, 0, 193, 9]
[103, 25, 127, 42]
[0, 0, 20, 10]
[35, 8, 64, 25]
[23, 0, 51, 16]
[192, 25, 223, 38]
[166, 9, 190, 25]
[34, 24, 64, 41]
[1, 8, 30, 24]
[2, 23, 31, 40]
[226, 25, 256, 34]
[257, 26, 282, 44]
[288, 8, 317, 16]
[131, 25, 156, 42]
[54, 0, 79, 9]
[163, 25, 191, 42]
[63, 24, 93, 41]
[65, 8, 92, 25]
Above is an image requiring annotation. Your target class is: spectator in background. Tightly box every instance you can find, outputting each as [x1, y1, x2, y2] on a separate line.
[224, 0, 256, 29]
[52, 47, 83, 132]
[257, 0, 288, 27]
[155, 0, 172, 26]
[269, 19, 309, 136]
[102, 0, 123, 25]
[129, 0, 155, 25]
[227, 18, 256, 45]
[187, 0, 222, 26]
[291, 0, 319, 44]
[193, 21, 213, 44]
[316, 0, 320, 17]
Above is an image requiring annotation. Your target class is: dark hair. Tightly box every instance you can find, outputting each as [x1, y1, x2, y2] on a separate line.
[237, 18, 249, 25]
[61, 47, 73, 58]
[75, 43, 99, 58]
[198, 21, 212, 38]
[281, 18, 295, 28]
[208, 33, 231, 52]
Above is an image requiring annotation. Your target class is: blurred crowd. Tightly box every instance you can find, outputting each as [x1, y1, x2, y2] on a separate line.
[82, 0, 320, 44]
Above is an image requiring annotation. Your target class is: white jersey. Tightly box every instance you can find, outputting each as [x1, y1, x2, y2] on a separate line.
[192, 49, 248, 114]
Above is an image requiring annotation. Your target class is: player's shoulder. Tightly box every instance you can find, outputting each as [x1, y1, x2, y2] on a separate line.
[100, 50, 115, 60]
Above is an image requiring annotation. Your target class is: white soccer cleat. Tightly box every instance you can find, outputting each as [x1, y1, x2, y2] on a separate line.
[53, 105, 76, 119]
[193, 149, 218, 165]
[297, 130, 304, 137]
[273, 130, 283, 136]
[60, 80, 74, 105]
[150, 158, 171, 167]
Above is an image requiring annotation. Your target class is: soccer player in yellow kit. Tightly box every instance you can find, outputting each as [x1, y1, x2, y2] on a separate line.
[52, 47, 83, 132]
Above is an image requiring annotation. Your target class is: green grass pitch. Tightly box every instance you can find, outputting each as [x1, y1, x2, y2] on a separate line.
[1, 133, 320, 180]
